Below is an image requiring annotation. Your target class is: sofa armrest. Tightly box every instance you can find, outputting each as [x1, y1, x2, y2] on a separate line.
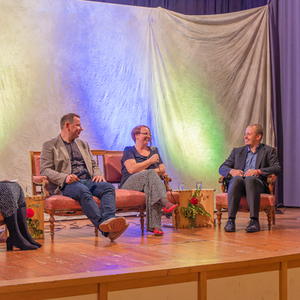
[160, 173, 173, 191]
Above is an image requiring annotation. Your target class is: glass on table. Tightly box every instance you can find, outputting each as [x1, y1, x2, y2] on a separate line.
[178, 181, 185, 191]
[195, 181, 202, 190]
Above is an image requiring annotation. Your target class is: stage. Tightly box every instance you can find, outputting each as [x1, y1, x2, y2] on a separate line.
[0, 209, 300, 300]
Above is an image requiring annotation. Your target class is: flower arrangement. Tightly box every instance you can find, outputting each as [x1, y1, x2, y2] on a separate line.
[181, 185, 211, 228]
[26, 205, 43, 238]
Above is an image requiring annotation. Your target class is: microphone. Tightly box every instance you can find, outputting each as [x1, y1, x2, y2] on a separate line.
[151, 146, 164, 178]
[150, 146, 159, 168]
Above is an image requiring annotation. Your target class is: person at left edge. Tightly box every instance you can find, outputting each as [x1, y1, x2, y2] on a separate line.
[40, 113, 128, 241]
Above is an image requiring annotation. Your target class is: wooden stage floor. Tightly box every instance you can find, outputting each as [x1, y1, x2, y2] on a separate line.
[1, 208, 300, 299]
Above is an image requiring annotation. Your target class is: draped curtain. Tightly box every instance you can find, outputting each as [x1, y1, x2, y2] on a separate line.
[0, 1, 277, 198]
[96, 0, 300, 207]
[268, 0, 300, 206]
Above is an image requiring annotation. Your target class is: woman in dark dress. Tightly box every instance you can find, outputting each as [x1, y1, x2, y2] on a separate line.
[120, 125, 178, 236]
[0, 182, 42, 250]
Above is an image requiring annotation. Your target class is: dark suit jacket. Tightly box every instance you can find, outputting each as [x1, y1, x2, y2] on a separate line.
[219, 144, 281, 184]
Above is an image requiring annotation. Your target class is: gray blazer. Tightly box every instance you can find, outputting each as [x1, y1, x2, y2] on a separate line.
[40, 135, 102, 194]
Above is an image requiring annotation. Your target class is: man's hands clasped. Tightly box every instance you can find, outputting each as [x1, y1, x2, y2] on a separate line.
[229, 169, 259, 177]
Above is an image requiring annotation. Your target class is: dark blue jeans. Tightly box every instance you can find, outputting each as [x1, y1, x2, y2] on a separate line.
[62, 179, 116, 233]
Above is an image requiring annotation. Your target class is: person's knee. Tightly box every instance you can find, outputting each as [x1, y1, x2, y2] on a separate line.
[66, 183, 92, 200]
[244, 176, 260, 187]
[147, 169, 160, 180]
[229, 176, 244, 187]
[103, 182, 115, 193]
[94, 182, 115, 195]
[146, 169, 157, 175]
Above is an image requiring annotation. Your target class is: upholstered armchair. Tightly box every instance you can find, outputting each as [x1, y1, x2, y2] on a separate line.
[215, 174, 277, 230]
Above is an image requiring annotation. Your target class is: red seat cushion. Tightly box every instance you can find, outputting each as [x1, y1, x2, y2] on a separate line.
[216, 193, 275, 207]
[115, 189, 146, 207]
[44, 190, 179, 211]
[45, 195, 100, 210]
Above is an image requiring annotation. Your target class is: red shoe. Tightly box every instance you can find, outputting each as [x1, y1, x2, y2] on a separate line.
[153, 228, 164, 236]
[163, 203, 178, 213]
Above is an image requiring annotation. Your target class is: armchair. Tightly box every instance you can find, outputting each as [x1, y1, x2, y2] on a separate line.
[215, 174, 277, 230]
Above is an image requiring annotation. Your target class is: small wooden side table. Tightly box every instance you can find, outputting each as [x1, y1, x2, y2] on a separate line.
[172, 189, 214, 228]
[25, 195, 45, 239]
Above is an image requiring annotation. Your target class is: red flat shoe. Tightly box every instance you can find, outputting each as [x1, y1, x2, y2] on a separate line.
[163, 203, 178, 213]
[153, 228, 164, 236]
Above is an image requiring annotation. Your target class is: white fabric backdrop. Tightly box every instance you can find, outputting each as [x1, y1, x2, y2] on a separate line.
[0, 1, 272, 195]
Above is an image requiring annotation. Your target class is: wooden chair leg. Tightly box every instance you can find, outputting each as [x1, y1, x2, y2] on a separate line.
[216, 205, 222, 228]
[49, 213, 55, 241]
[139, 210, 145, 234]
[267, 208, 272, 230]
[174, 209, 179, 230]
[272, 205, 276, 225]
[94, 226, 98, 237]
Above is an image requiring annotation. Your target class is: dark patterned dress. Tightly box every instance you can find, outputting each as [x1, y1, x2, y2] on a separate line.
[0, 182, 26, 217]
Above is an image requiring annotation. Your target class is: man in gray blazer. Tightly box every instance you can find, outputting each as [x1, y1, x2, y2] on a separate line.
[219, 124, 281, 233]
[40, 113, 128, 241]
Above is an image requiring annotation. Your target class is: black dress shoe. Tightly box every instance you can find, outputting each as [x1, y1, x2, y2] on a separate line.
[224, 219, 236, 232]
[245, 219, 260, 232]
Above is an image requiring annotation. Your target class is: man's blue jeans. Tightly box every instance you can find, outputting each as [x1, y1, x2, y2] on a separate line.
[62, 179, 116, 233]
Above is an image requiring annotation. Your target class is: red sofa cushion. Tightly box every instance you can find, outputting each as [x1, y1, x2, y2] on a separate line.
[216, 193, 275, 207]
[45, 195, 100, 210]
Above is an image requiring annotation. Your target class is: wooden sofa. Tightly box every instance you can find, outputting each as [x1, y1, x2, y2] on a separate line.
[30, 150, 179, 240]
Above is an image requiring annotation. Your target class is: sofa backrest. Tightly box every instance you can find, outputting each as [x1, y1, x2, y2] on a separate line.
[29, 150, 123, 194]
[103, 151, 123, 183]
[29, 150, 107, 195]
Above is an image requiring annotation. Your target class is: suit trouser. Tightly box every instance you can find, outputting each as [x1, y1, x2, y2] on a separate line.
[227, 176, 268, 219]
[62, 179, 116, 233]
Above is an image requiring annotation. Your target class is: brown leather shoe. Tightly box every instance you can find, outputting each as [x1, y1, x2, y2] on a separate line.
[99, 217, 126, 233]
[108, 223, 129, 242]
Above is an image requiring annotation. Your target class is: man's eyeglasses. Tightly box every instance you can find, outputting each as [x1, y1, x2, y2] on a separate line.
[139, 132, 152, 137]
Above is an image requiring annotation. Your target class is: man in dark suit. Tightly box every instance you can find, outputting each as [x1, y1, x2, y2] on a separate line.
[219, 124, 281, 232]
[40, 113, 129, 241]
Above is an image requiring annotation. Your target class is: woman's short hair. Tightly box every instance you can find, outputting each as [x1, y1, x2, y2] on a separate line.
[131, 125, 151, 143]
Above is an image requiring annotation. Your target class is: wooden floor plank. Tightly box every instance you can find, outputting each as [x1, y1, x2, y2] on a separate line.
[0, 208, 300, 283]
